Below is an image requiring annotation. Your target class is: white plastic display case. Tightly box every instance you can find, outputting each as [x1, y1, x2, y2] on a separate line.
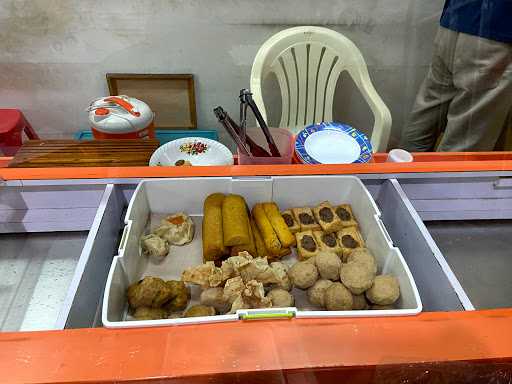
[2, 171, 511, 330]
[102, 176, 421, 328]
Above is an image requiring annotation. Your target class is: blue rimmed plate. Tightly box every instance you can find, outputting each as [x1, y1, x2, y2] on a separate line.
[295, 122, 372, 164]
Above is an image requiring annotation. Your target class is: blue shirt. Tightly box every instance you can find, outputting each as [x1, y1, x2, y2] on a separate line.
[440, 0, 512, 43]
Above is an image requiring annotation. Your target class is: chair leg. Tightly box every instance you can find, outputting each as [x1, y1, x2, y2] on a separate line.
[22, 114, 40, 140]
[0, 129, 23, 156]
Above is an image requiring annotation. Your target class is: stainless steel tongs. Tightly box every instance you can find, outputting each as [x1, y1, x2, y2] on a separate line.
[214, 89, 281, 157]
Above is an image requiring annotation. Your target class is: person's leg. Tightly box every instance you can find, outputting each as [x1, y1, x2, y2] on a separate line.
[437, 34, 512, 152]
[401, 27, 458, 152]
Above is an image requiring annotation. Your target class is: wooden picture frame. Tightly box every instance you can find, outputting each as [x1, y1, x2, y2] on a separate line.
[106, 73, 197, 130]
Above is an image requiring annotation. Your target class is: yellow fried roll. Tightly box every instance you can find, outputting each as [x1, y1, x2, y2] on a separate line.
[251, 218, 268, 258]
[252, 203, 281, 255]
[230, 214, 257, 256]
[202, 193, 227, 262]
[222, 194, 250, 246]
[267, 247, 291, 262]
[263, 202, 296, 248]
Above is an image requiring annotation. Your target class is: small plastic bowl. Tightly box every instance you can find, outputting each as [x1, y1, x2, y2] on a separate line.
[386, 149, 414, 163]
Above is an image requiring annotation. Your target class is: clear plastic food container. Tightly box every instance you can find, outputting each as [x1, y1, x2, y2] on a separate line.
[237, 128, 295, 165]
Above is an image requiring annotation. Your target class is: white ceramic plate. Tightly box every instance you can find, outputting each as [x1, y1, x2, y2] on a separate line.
[295, 122, 372, 164]
[149, 137, 233, 166]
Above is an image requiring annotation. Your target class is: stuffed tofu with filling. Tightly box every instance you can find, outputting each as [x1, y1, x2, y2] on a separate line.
[295, 230, 319, 260]
[292, 207, 321, 231]
[337, 226, 365, 261]
[334, 204, 358, 228]
[313, 201, 343, 233]
[313, 230, 342, 257]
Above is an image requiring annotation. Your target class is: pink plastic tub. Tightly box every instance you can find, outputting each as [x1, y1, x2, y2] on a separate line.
[237, 128, 295, 165]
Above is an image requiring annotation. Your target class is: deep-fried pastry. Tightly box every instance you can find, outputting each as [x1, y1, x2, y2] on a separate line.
[313, 201, 343, 233]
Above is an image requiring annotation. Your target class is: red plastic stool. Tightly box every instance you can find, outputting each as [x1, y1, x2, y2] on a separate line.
[0, 109, 40, 156]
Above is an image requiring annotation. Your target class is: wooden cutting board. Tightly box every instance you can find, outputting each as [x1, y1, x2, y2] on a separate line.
[8, 139, 160, 168]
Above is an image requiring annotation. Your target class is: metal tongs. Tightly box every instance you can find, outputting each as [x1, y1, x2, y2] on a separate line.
[214, 89, 281, 157]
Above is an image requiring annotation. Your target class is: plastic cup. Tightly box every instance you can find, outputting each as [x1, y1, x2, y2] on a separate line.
[386, 149, 413, 163]
[237, 128, 295, 165]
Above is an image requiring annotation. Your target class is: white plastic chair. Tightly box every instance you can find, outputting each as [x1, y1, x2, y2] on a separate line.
[250, 26, 392, 152]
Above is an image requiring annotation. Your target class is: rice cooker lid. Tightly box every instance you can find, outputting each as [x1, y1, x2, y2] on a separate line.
[88, 96, 154, 134]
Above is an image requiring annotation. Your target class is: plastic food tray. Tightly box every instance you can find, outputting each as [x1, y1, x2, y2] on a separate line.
[102, 176, 422, 328]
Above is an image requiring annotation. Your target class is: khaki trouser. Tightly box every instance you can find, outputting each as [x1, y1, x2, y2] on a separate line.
[401, 26, 512, 152]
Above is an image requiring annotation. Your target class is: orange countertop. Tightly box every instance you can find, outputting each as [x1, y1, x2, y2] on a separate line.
[1, 152, 512, 180]
[2, 309, 512, 384]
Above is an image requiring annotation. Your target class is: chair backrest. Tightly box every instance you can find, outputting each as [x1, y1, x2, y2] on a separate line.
[250, 26, 391, 152]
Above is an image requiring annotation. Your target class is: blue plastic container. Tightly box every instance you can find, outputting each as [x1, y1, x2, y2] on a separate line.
[74, 129, 219, 145]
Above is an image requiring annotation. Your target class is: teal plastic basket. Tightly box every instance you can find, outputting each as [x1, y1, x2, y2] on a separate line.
[74, 129, 218, 145]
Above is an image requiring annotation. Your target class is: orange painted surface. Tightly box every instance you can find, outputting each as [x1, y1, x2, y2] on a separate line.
[0, 156, 12, 167]
[2, 152, 512, 180]
[1, 159, 512, 180]
[2, 309, 512, 384]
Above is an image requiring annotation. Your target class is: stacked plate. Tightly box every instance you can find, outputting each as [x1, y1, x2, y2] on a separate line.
[295, 122, 373, 164]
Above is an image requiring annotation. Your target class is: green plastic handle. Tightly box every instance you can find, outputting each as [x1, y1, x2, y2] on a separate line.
[241, 312, 294, 320]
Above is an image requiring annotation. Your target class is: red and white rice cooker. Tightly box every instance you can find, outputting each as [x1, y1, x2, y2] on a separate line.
[87, 96, 155, 139]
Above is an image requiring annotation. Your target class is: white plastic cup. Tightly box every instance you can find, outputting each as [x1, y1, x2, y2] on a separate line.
[386, 149, 413, 163]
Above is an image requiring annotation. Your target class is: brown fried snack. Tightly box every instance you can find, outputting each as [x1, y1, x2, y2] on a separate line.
[295, 230, 319, 260]
[337, 226, 365, 261]
[230, 213, 257, 257]
[292, 207, 321, 231]
[315, 251, 342, 281]
[313, 201, 343, 233]
[184, 305, 216, 317]
[252, 203, 282, 256]
[127, 276, 173, 309]
[222, 194, 250, 246]
[346, 248, 378, 274]
[289, 261, 319, 289]
[352, 294, 370, 310]
[340, 261, 376, 295]
[281, 209, 300, 234]
[202, 193, 228, 262]
[307, 279, 334, 307]
[267, 288, 294, 307]
[163, 280, 190, 312]
[133, 307, 168, 320]
[324, 282, 353, 311]
[200, 287, 230, 314]
[366, 275, 400, 305]
[263, 202, 296, 248]
[313, 230, 342, 257]
[334, 204, 359, 228]
[251, 218, 269, 258]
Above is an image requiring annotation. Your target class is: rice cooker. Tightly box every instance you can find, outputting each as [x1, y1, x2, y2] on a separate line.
[87, 95, 155, 139]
